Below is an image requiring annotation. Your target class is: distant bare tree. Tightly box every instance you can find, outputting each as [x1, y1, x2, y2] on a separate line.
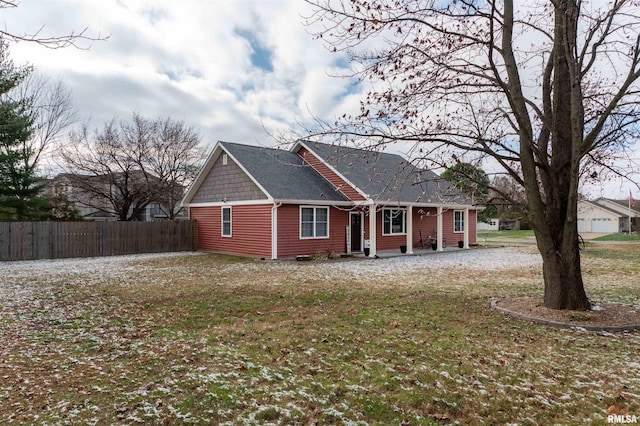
[61, 120, 155, 221]
[14, 73, 75, 170]
[0, 39, 76, 219]
[145, 117, 204, 219]
[60, 114, 203, 221]
[488, 175, 528, 217]
[0, 1, 106, 49]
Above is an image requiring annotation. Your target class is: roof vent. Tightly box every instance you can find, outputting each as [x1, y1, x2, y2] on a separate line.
[222, 154, 228, 165]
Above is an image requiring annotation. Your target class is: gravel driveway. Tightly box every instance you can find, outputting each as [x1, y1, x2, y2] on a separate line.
[0, 247, 543, 307]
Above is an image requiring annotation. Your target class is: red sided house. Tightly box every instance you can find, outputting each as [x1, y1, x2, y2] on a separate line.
[181, 141, 478, 259]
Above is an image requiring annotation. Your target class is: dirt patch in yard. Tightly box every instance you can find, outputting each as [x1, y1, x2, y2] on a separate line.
[493, 297, 640, 332]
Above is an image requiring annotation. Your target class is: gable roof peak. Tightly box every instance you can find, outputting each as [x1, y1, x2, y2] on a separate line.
[295, 140, 470, 205]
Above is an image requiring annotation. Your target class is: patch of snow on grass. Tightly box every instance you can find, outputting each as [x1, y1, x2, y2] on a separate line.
[222, 247, 541, 280]
[336, 247, 542, 275]
[0, 252, 203, 309]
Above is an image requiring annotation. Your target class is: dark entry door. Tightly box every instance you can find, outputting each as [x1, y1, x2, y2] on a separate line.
[350, 213, 362, 251]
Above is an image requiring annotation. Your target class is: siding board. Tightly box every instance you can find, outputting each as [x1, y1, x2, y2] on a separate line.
[277, 205, 350, 258]
[297, 147, 366, 202]
[191, 204, 272, 258]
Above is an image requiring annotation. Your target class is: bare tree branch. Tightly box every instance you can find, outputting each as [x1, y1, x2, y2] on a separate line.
[299, 0, 640, 310]
[59, 114, 203, 221]
[0, 0, 108, 49]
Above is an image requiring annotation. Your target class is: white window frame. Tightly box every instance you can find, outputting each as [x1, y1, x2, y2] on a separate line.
[299, 206, 329, 239]
[382, 208, 406, 236]
[454, 210, 464, 233]
[221, 206, 232, 237]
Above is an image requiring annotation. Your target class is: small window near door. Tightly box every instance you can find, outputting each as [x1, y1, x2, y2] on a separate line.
[454, 210, 465, 233]
[222, 206, 232, 237]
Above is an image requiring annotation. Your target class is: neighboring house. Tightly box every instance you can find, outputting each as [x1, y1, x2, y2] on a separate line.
[44, 173, 187, 221]
[577, 198, 640, 233]
[44, 174, 115, 221]
[181, 141, 479, 259]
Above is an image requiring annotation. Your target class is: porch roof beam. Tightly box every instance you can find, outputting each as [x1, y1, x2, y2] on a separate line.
[373, 201, 476, 209]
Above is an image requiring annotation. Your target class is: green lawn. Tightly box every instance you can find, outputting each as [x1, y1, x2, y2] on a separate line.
[477, 229, 535, 239]
[593, 232, 640, 242]
[1, 248, 638, 425]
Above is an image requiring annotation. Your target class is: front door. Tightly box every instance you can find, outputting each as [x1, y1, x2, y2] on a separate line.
[350, 212, 362, 252]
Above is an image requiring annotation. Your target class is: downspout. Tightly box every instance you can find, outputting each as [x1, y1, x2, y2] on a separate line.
[271, 201, 282, 260]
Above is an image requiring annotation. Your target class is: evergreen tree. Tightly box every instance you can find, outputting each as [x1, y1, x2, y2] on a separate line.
[0, 40, 48, 220]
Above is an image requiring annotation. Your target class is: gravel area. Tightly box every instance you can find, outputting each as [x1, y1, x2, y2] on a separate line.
[0, 247, 543, 307]
[335, 246, 542, 275]
[239, 246, 543, 277]
[0, 251, 201, 278]
[0, 247, 541, 281]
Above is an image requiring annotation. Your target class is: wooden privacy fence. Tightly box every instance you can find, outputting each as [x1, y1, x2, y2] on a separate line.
[0, 220, 197, 261]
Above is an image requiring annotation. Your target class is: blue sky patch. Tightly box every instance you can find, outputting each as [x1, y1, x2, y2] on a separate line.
[235, 28, 274, 72]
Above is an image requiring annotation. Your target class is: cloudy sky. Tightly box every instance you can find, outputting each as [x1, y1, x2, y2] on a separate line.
[3, 0, 637, 198]
[5, 0, 361, 146]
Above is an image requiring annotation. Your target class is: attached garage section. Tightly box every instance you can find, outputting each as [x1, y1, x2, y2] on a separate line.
[577, 218, 588, 233]
[577, 200, 620, 233]
[590, 218, 617, 233]
[577, 216, 618, 233]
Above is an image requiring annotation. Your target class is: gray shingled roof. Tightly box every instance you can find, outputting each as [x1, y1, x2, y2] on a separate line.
[301, 142, 471, 205]
[598, 198, 640, 214]
[220, 141, 349, 202]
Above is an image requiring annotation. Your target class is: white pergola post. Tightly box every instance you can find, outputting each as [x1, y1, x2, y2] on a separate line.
[437, 206, 444, 252]
[464, 208, 470, 249]
[368, 203, 377, 258]
[406, 207, 413, 254]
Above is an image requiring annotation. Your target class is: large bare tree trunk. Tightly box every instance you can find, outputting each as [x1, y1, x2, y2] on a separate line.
[304, 0, 640, 310]
[535, 226, 590, 310]
[532, 0, 590, 311]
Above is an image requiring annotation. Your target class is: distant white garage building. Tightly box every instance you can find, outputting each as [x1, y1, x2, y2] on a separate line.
[577, 198, 639, 233]
[477, 218, 500, 231]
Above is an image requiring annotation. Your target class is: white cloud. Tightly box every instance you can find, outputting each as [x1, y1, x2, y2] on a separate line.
[5, 1, 317, 146]
[3, 0, 636, 198]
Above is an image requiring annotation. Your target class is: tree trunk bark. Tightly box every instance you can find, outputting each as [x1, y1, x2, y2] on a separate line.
[537, 229, 590, 310]
[530, 0, 590, 311]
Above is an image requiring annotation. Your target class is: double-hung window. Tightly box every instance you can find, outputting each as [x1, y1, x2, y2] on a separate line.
[300, 206, 329, 238]
[383, 208, 406, 235]
[222, 206, 232, 237]
[454, 210, 464, 233]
